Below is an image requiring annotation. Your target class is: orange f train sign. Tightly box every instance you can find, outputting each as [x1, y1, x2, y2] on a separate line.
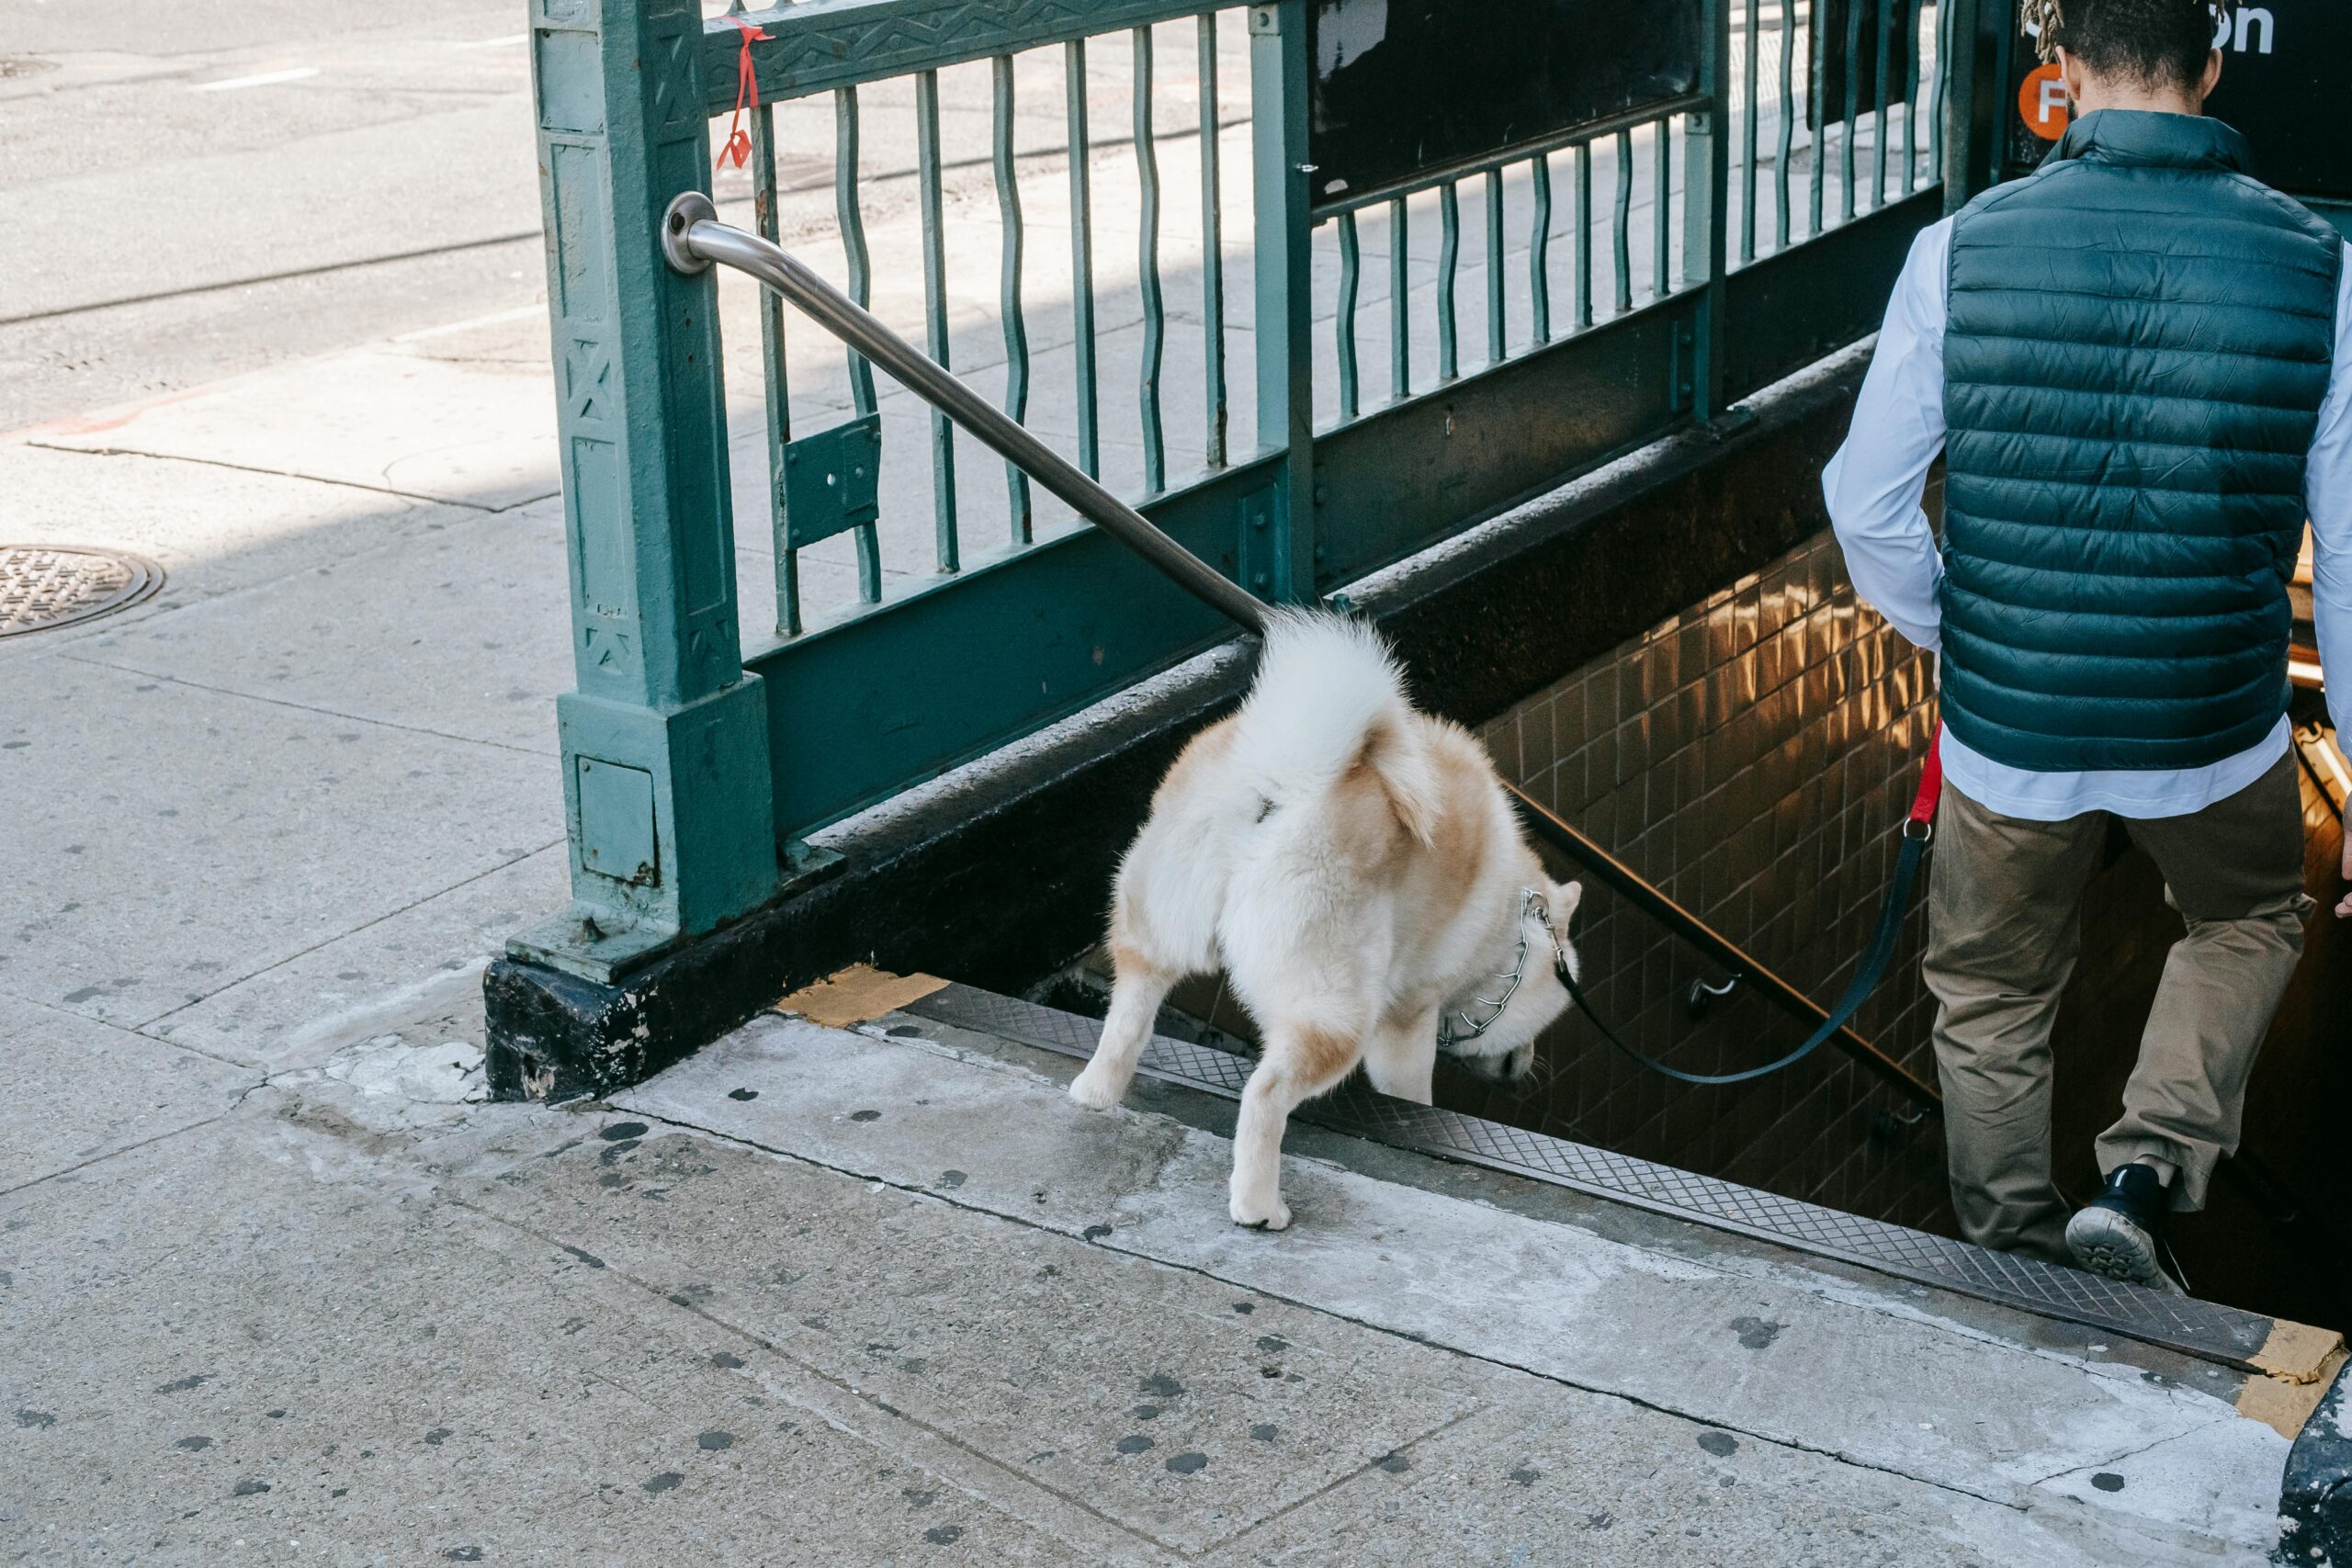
[2001, 1, 2352, 199]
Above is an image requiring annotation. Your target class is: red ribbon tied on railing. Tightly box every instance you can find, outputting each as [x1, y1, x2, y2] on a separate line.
[716, 16, 771, 173]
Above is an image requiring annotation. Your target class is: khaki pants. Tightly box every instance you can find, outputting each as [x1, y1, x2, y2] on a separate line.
[1921, 752, 2313, 1263]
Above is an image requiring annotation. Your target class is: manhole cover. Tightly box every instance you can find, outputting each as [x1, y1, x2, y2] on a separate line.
[0, 546, 163, 637]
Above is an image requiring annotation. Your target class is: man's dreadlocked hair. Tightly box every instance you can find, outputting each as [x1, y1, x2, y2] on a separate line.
[2021, 0, 2233, 92]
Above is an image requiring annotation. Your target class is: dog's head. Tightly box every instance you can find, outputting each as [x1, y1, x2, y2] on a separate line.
[1439, 879, 1582, 1084]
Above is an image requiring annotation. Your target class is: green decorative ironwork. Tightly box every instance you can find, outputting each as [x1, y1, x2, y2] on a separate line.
[1811, 1, 1828, 236]
[915, 68, 960, 572]
[1871, 0, 1893, 208]
[1740, 0, 1759, 265]
[1485, 167, 1506, 367]
[1335, 209, 1361, 422]
[1530, 154, 1552, 342]
[835, 88, 878, 416]
[1436, 180, 1460, 380]
[992, 53, 1033, 544]
[1652, 118, 1671, 300]
[712, 0, 1216, 107]
[1066, 39, 1101, 479]
[1612, 129, 1634, 314]
[522, 0, 1968, 941]
[1777, 0, 1796, 249]
[749, 101, 801, 636]
[1387, 197, 1409, 398]
[1841, 0, 1861, 220]
[515, 0, 779, 984]
[781, 414, 885, 548]
[1134, 25, 1167, 495]
[1576, 140, 1594, 328]
[1197, 13, 1228, 471]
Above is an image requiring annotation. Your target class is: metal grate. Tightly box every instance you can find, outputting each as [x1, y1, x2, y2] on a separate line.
[0, 546, 162, 638]
[905, 983, 2284, 1371]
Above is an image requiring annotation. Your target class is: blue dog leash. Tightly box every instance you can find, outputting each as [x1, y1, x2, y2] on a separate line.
[1555, 728, 1943, 1088]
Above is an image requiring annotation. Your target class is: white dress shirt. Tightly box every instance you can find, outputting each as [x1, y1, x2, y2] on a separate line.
[1823, 217, 2352, 820]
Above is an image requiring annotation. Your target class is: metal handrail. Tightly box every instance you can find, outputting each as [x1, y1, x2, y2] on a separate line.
[660, 194, 1939, 1115]
[661, 193, 1268, 634]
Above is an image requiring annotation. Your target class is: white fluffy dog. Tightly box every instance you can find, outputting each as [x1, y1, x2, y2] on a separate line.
[1069, 611, 1581, 1229]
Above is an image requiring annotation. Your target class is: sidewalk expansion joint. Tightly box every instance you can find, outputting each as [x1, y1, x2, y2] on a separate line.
[445, 1190, 1192, 1564]
[129, 839, 563, 1043]
[602, 1094, 2030, 1517]
[25, 440, 549, 513]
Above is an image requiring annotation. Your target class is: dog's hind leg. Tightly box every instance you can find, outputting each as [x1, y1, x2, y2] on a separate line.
[1361, 1005, 1439, 1106]
[1228, 1021, 1358, 1230]
[1069, 942, 1175, 1111]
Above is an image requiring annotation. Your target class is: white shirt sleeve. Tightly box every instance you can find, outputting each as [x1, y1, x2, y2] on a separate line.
[1821, 218, 1953, 654]
[2307, 243, 2352, 742]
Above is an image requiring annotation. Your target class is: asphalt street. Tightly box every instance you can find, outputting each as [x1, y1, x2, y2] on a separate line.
[0, 0, 545, 433]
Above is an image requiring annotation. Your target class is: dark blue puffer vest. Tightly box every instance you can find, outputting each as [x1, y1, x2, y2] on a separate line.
[1940, 110, 2341, 772]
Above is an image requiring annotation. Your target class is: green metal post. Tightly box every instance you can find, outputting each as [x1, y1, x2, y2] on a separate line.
[1940, 0, 1997, 212]
[1249, 1, 1317, 603]
[513, 0, 782, 984]
[1685, 0, 1733, 419]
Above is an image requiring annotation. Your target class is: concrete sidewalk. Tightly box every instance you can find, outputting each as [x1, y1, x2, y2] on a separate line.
[3, 984, 2297, 1563]
[0, 63, 2302, 1562]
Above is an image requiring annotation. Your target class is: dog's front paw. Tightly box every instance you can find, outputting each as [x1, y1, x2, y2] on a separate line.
[1068, 1063, 1125, 1111]
[1227, 1189, 1292, 1231]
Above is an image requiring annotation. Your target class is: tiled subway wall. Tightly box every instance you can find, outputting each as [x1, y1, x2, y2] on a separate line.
[1461, 528, 1958, 1233]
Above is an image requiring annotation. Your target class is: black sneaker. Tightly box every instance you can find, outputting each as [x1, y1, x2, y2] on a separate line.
[2065, 1164, 2183, 1293]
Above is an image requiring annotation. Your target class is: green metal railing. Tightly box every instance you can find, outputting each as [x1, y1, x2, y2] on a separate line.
[515, 0, 1986, 982]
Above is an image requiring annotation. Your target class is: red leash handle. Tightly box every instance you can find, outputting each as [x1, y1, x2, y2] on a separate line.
[1906, 722, 1944, 837]
[716, 17, 771, 173]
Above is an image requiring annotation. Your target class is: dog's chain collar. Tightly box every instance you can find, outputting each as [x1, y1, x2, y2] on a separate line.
[1437, 887, 1563, 1048]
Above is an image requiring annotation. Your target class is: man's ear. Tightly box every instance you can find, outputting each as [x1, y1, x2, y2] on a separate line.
[2058, 46, 2086, 107]
[2198, 47, 2223, 103]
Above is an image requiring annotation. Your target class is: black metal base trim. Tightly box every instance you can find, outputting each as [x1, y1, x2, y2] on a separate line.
[902, 982, 2289, 1374]
[486, 353, 1870, 1102]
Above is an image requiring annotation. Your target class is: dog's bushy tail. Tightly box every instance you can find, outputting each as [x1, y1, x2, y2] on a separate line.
[1230, 609, 1440, 846]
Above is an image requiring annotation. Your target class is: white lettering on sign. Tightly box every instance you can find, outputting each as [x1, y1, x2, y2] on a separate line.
[2212, 6, 2276, 54]
[2038, 75, 2068, 126]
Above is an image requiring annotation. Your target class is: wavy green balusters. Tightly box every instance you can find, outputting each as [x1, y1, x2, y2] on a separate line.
[1388, 197, 1409, 399]
[1777, 0, 1796, 249]
[1741, 0, 1759, 264]
[832, 85, 883, 604]
[1613, 130, 1634, 314]
[1576, 141, 1595, 329]
[993, 54, 1032, 544]
[1652, 118, 1671, 299]
[1134, 26, 1166, 494]
[1197, 13, 1227, 469]
[1530, 153, 1553, 342]
[1066, 39, 1101, 479]
[1437, 181, 1460, 380]
[750, 101, 799, 635]
[1335, 210, 1361, 422]
[914, 68, 959, 571]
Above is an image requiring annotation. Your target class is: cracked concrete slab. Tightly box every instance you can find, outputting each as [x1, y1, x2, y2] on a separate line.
[0, 981, 2291, 1564]
[463, 1125, 1491, 1558]
[0, 654, 559, 1031]
[0, 1114, 1089, 1566]
[0, 994, 258, 1192]
[0, 442, 484, 662]
[29, 346, 560, 511]
[145, 847, 563, 1074]
[615, 1011, 2290, 1559]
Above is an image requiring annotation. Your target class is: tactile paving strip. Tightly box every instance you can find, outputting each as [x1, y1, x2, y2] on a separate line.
[905, 983, 2281, 1371]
